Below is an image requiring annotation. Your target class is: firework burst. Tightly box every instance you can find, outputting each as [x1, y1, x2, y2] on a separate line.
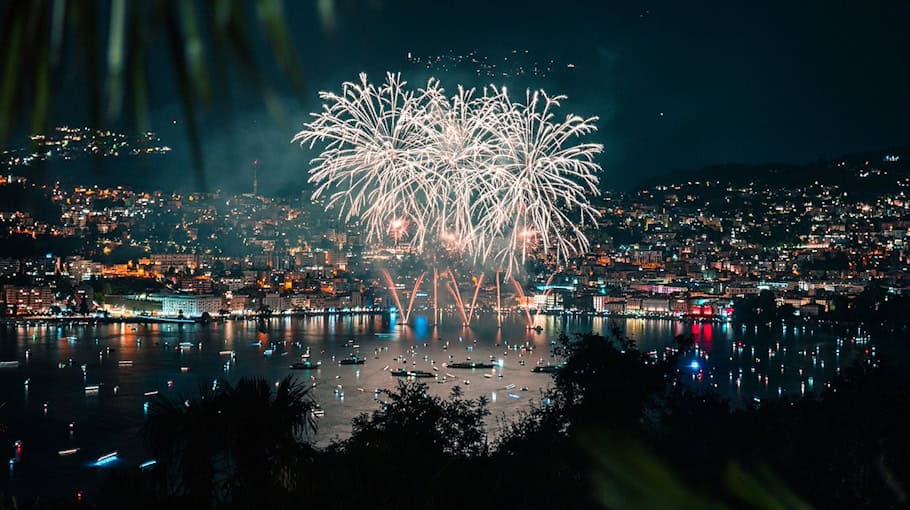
[294, 73, 603, 276]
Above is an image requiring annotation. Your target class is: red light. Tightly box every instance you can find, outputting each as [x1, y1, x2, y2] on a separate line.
[703, 307, 713, 316]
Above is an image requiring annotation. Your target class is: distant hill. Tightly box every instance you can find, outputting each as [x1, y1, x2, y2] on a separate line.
[638, 146, 910, 193]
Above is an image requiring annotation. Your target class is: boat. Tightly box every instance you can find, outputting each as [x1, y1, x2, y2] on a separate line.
[531, 365, 561, 373]
[290, 361, 321, 370]
[391, 369, 434, 378]
[146, 316, 196, 324]
[447, 361, 496, 369]
[339, 357, 364, 365]
[95, 451, 119, 466]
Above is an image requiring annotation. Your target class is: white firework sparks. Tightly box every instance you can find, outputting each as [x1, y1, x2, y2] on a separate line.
[483, 89, 602, 274]
[293, 73, 438, 249]
[294, 73, 603, 276]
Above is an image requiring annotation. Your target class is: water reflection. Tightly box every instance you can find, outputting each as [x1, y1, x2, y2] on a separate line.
[0, 314, 883, 497]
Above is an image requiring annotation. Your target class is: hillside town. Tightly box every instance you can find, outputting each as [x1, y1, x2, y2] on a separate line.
[1, 151, 908, 322]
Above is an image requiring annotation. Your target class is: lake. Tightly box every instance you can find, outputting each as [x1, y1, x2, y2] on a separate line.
[0, 312, 885, 497]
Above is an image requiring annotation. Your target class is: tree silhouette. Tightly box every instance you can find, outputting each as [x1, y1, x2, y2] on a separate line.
[142, 375, 317, 506]
[343, 381, 489, 459]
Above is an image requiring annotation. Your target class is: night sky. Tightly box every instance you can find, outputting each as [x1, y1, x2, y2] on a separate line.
[36, 0, 910, 192]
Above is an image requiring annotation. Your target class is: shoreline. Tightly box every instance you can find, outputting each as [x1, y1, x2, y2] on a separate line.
[3, 310, 906, 331]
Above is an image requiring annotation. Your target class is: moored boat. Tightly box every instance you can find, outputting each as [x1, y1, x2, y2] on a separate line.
[447, 361, 496, 369]
[290, 361, 321, 370]
[390, 369, 434, 378]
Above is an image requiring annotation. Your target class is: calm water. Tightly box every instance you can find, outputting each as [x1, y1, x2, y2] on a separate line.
[0, 313, 884, 497]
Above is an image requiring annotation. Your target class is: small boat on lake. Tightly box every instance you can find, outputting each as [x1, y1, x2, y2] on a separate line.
[447, 361, 496, 369]
[391, 369, 434, 378]
[290, 361, 321, 370]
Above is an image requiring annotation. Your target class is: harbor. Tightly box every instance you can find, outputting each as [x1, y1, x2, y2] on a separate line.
[0, 312, 894, 497]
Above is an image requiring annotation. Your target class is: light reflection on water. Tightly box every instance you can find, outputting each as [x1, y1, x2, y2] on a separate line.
[0, 313, 877, 496]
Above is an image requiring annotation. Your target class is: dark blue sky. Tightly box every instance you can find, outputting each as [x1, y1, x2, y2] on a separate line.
[36, 0, 910, 192]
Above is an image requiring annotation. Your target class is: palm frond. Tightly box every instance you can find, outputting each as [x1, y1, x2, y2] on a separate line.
[0, 0, 306, 189]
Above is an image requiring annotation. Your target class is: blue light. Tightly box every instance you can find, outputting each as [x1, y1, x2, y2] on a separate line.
[535, 284, 575, 291]
[93, 452, 119, 467]
[688, 360, 700, 370]
[414, 316, 428, 338]
[139, 459, 157, 470]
